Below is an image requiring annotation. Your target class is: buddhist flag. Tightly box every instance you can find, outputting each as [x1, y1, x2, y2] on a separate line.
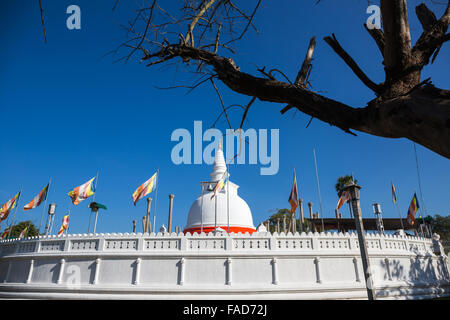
[24, 183, 49, 211]
[211, 174, 226, 200]
[336, 191, 350, 212]
[68, 177, 95, 205]
[0, 192, 21, 221]
[58, 215, 69, 236]
[132, 172, 157, 206]
[1, 228, 10, 240]
[406, 193, 420, 225]
[18, 227, 27, 239]
[288, 170, 299, 214]
[391, 182, 397, 204]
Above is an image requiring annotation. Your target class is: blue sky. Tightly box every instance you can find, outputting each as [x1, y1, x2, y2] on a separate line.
[0, 0, 449, 234]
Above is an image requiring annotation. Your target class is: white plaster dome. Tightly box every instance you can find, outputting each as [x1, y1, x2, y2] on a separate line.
[183, 142, 256, 234]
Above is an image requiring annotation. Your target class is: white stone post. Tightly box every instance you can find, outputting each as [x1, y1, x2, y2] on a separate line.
[137, 237, 144, 251]
[3, 261, 12, 283]
[353, 257, 361, 282]
[93, 258, 101, 285]
[269, 237, 277, 251]
[63, 238, 70, 252]
[272, 258, 279, 285]
[180, 236, 187, 251]
[314, 257, 321, 284]
[57, 258, 66, 284]
[98, 237, 105, 251]
[225, 237, 233, 251]
[179, 258, 185, 285]
[134, 258, 141, 285]
[26, 259, 34, 284]
[226, 258, 232, 285]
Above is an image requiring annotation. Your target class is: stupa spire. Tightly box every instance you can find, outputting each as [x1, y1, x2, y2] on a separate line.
[210, 140, 228, 181]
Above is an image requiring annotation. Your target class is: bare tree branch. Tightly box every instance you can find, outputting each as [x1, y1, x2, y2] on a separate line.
[38, 0, 47, 43]
[364, 23, 385, 57]
[324, 34, 383, 94]
[295, 36, 316, 86]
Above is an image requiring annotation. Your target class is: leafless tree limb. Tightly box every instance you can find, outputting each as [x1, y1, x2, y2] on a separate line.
[116, 0, 450, 158]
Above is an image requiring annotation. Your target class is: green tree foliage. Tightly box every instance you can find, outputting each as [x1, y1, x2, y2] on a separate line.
[267, 208, 310, 233]
[335, 175, 357, 197]
[9, 220, 39, 239]
[430, 215, 450, 241]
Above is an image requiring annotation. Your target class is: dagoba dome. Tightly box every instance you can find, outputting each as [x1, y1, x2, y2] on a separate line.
[184, 142, 256, 234]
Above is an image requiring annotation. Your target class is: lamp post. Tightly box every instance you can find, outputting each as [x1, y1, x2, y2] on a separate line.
[343, 181, 376, 300]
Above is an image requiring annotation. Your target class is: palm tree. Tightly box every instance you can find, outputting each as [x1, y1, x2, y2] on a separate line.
[335, 175, 357, 198]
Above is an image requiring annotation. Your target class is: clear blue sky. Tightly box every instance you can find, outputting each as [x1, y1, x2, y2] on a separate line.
[0, 0, 449, 234]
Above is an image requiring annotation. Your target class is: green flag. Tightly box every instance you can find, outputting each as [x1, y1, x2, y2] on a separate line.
[89, 202, 107, 211]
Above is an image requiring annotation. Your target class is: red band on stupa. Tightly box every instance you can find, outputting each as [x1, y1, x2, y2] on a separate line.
[183, 226, 256, 234]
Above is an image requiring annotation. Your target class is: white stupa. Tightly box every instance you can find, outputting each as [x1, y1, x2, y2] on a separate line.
[183, 141, 256, 234]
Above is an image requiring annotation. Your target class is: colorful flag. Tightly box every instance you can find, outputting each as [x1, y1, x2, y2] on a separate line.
[211, 175, 226, 200]
[1, 228, 10, 240]
[288, 170, 299, 214]
[336, 191, 350, 211]
[406, 193, 420, 225]
[18, 227, 27, 239]
[68, 177, 95, 205]
[24, 183, 49, 211]
[0, 192, 21, 221]
[132, 172, 157, 206]
[58, 215, 69, 236]
[391, 182, 397, 204]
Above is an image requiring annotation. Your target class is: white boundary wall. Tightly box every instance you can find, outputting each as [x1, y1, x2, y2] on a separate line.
[0, 231, 449, 300]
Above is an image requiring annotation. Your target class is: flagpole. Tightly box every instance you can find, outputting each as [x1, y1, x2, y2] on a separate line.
[313, 148, 325, 232]
[92, 171, 101, 233]
[413, 143, 428, 216]
[8, 188, 22, 239]
[38, 177, 51, 235]
[153, 168, 159, 233]
[392, 180, 404, 230]
[66, 208, 71, 235]
[67, 205, 72, 235]
[297, 171, 303, 232]
[88, 171, 99, 233]
[214, 195, 217, 234]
